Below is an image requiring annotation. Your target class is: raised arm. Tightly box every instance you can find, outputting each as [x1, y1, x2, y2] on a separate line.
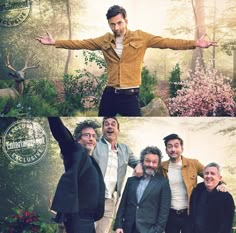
[48, 117, 75, 169]
[48, 117, 74, 143]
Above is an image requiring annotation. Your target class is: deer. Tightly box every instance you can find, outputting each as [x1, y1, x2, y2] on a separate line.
[0, 50, 39, 99]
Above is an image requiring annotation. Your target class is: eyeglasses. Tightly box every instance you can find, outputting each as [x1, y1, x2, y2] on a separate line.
[81, 133, 97, 139]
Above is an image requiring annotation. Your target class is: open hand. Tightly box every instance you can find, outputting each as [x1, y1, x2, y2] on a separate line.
[196, 34, 217, 48]
[36, 31, 55, 45]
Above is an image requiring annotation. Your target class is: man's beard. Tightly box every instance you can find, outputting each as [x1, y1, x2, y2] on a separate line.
[143, 165, 158, 176]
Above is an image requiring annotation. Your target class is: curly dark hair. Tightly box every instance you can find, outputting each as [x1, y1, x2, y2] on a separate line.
[73, 120, 101, 141]
[140, 146, 163, 165]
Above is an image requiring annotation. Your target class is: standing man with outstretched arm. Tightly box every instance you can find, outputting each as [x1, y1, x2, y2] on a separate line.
[48, 117, 105, 233]
[37, 5, 217, 117]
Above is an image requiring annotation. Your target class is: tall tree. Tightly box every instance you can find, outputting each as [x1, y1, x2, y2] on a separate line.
[64, 0, 72, 74]
[191, 0, 206, 70]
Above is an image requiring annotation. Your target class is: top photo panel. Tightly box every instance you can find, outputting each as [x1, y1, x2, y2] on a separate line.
[0, 0, 235, 117]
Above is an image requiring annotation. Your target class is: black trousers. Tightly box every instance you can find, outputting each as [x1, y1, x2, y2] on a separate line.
[165, 209, 191, 233]
[98, 88, 141, 116]
[64, 213, 95, 233]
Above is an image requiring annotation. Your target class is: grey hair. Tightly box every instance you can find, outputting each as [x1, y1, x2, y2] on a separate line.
[204, 162, 221, 175]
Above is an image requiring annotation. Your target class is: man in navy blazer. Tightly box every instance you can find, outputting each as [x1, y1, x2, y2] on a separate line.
[48, 117, 105, 233]
[189, 162, 235, 233]
[114, 146, 171, 233]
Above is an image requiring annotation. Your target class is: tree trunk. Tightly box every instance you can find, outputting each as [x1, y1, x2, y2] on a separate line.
[212, 0, 217, 68]
[233, 48, 236, 88]
[191, 0, 206, 70]
[64, 0, 72, 74]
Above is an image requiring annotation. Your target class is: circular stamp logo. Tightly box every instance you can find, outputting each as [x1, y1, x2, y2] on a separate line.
[0, 0, 31, 27]
[2, 120, 48, 166]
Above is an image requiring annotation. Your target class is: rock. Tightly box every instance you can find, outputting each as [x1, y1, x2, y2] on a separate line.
[141, 97, 170, 116]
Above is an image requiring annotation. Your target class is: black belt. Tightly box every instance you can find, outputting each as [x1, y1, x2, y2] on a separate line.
[170, 208, 188, 215]
[105, 86, 139, 95]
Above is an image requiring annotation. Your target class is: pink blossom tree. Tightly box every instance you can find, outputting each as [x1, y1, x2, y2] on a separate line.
[168, 59, 236, 116]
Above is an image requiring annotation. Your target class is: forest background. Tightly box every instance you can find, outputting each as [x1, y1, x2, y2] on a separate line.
[0, 0, 235, 116]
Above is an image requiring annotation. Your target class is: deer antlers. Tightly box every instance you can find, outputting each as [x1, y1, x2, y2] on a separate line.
[5, 49, 39, 81]
[5, 50, 16, 72]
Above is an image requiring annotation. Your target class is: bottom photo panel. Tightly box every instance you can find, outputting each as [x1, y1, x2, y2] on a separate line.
[0, 117, 236, 233]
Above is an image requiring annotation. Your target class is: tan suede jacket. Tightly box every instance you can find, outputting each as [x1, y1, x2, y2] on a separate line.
[55, 30, 196, 87]
[162, 156, 204, 208]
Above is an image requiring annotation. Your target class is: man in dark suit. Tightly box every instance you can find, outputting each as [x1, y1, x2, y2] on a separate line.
[48, 117, 105, 233]
[189, 162, 235, 233]
[113, 146, 171, 233]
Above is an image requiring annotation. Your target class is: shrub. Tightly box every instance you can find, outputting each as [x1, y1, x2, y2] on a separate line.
[0, 79, 59, 117]
[139, 67, 157, 107]
[168, 59, 236, 116]
[0, 209, 52, 233]
[61, 70, 107, 115]
[169, 63, 182, 98]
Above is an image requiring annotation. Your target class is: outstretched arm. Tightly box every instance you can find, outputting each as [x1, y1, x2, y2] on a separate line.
[195, 34, 217, 48]
[36, 31, 55, 45]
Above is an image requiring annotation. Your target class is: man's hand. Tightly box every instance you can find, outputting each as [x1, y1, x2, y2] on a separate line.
[116, 228, 124, 233]
[133, 162, 143, 177]
[196, 34, 217, 48]
[216, 183, 227, 192]
[36, 31, 55, 45]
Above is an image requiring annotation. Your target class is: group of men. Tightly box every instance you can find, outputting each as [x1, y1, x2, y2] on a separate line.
[48, 117, 235, 233]
[40, 3, 233, 233]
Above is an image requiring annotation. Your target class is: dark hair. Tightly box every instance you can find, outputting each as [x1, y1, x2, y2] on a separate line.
[106, 5, 127, 20]
[163, 134, 183, 147]
[140, 146, 163, 165]
[73, 120, 100, 141]
[102, 117, 120, 130]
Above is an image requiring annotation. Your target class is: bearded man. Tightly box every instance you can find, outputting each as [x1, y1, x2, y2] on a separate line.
[113, 146, 171, 233]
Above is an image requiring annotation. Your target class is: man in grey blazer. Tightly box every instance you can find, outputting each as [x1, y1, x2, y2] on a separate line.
[113, 146, 171, 233]
[93, 117, 141, 233]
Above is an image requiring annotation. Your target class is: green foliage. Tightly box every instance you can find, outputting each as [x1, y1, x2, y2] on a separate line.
[83, 51, 107, 71]
[61, 70, 106, 115]
[59, 51, 108, 115]
[0, 79, 11, 89]
[139, 67, 157, 107]
[0, 79, 59, 117]
[169, 64, 182, 98]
